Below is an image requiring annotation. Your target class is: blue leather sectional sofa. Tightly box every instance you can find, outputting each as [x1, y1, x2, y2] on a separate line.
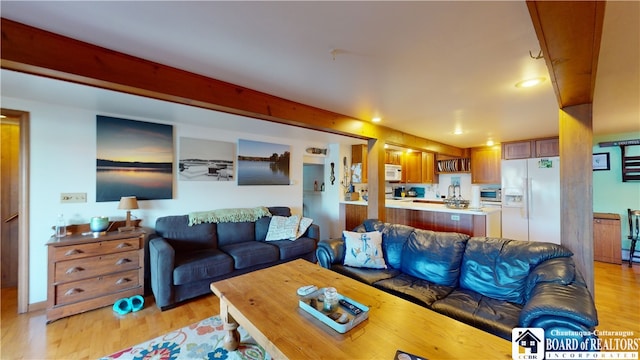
[150, 207, 319, 310]
[316, 219, 598, 341]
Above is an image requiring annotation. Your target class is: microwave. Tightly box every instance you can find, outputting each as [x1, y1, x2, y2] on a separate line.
[385, 164, 402, 181]
[480, 188, 502, 202]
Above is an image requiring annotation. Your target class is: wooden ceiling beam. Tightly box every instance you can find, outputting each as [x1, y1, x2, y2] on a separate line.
[527, 1, 606, 107]
[0, 18, 463, 156]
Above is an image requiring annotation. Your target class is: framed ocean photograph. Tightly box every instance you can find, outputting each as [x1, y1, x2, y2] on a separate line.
[96, 115, 174, 202]
[179, 137, 235, 181]
[237, 139, 290, 185]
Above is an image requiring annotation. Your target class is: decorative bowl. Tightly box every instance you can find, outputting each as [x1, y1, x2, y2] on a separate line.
[444, 198, 470, 209]
[90, 216, 109, 232]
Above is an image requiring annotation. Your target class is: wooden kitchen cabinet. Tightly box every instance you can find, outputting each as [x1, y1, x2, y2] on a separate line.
[471, 146, 501, 184]
[534, 137, 559, 157]
[46, 229, 145, 323]
[503, 137, 559, 159]
[593, 213, 622, 264]
[385, 150, 402, 165]
[404, 151, 423, 183]
[502, 141, 532, 159]
[421, 152, 436, 183]
[351, 144, 367, 183]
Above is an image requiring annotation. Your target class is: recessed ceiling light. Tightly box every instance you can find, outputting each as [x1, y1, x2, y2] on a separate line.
[515, 77, 545, 88]
[372, 117, 381, 123]
[453, 129, 463, 135]
[486, 140, 495, 146]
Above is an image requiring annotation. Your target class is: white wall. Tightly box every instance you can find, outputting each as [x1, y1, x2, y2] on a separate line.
[2, 96, 348, 304]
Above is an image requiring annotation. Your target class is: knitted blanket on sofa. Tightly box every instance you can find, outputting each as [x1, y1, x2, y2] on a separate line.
[188, 206, 271, 226]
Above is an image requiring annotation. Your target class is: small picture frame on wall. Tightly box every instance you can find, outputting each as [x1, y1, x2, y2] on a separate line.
[592, 152, 610, 171]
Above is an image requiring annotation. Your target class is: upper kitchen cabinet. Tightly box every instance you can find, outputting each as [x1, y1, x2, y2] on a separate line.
[470, 146, 501, 184]
[404, 151, 422, 183]
[385, 150, 403, 165]
[502, 137, 559, 159]
[534, 137, 559, 157]
[421, 152, 436, 183]
[502, 140, 532, 159]
[351, 144, 367, 184]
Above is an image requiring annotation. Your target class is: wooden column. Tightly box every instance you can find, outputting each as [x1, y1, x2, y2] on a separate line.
[559, 104, 594, 292]
[367, 139, 386, 221]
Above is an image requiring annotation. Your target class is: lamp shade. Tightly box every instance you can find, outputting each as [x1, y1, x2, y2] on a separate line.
[117, 196, 139, 210]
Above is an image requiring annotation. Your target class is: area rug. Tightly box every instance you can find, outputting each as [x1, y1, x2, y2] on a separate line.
[100, 315, 271, 360]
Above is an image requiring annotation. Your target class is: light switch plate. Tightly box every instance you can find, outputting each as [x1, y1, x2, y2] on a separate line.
[61, 192, 87, 203]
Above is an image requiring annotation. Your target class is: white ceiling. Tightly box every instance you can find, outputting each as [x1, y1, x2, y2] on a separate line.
[1, 1, 638, 148]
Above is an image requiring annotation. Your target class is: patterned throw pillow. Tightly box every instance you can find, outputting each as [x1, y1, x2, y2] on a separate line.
[343, 231, 387, 269]
[265, 215, 300, 241]
[290, 217, 313, 240]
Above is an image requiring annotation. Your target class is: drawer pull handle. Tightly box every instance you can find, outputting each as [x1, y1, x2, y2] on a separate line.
[64, 288, 83, 296]
[116, 258, 132, 265]
[116, 278, 131, 285]
[64, 249, 83, 256]
[65, 267, 84, 274]
[116, 243, 132, 249]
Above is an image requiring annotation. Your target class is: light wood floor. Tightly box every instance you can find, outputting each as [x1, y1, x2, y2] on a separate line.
[1, 261, 639, 359]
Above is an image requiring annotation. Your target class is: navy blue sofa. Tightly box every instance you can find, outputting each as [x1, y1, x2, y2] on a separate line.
[316, 219, 598, 341]
[150, 207, 319, 310]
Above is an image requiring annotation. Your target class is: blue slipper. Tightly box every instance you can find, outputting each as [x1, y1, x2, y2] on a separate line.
[113, 298, 132, 315]
[130, 295, 144, 312]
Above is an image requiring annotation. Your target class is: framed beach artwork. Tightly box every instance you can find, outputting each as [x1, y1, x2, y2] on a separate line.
[179, 137, 235, 181]
[96, 115, 174, 202]
[237, 139, 290, 185]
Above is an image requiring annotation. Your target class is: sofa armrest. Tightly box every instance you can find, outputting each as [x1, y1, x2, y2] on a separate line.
[520, 274, 598, 331]
[149, 237, 176, 310]
[316, 238, 345, 268]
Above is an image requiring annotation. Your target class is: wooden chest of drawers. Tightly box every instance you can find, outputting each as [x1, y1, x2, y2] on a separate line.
[46, 230, 145, 323]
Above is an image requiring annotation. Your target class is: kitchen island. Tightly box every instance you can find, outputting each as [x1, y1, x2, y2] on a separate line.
[341, 199, 501, 237]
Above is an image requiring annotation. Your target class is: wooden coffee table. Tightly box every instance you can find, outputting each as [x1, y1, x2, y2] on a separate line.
[210, 259, 511, 359]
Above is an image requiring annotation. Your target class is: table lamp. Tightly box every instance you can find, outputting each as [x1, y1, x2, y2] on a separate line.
[117, 196, 139, 232]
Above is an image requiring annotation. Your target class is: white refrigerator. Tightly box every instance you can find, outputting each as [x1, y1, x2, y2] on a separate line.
[501, 157, 560, 244]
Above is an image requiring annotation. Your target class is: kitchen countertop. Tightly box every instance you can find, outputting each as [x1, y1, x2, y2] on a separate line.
[342, 198, 501, 216]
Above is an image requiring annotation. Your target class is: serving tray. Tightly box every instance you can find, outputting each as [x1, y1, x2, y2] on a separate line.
[298, 287, 369, 333]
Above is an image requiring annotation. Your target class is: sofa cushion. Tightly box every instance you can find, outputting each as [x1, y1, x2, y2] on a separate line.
[330, 264, 401, 285]
[382, 224, 416, 270]
[220, 241, 280, 269]
[265, 215, 301, 241]
[459, 237, 573, 305]
[343, 230, 387, 269]
[217, 221, 255, 246]
[155, 215, 217, 251]
[362, 219, 386, 232]
[374, 273, 455, 307]
[173, 249, 234, 285]
[267, 237, 316, 260]
[401, 229, 469, 287]
[431, 288, 523, 340]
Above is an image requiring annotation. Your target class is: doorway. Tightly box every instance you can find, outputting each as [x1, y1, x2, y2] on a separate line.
[1, 108, 30, 313]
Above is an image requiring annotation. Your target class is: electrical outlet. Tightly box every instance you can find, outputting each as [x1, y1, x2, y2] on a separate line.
[451, 215, 460, 221]
[61, 192, 87, 203]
